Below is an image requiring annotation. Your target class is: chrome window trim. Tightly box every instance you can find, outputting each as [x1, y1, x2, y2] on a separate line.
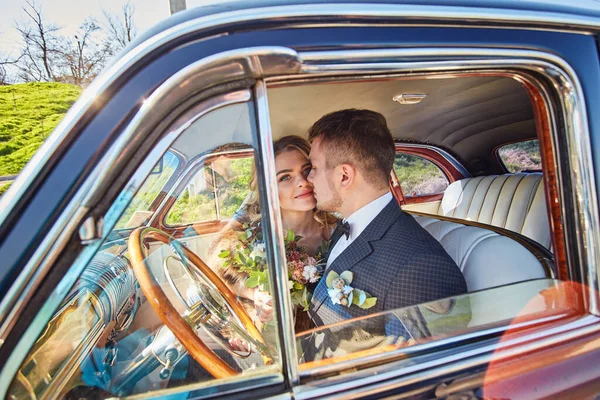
[1, 3, 599, 227]
[294, 314, 600, 399]
[0, 89, 258, 398]
[0, 45, 305, 397]
[254, 79, 300, 386]
[262, 48, 599, 389]
[0, 47, 301, 348]
[127, 371, 284, 400]
[152, 147, 253, 228]
[394, 143, 472, 179]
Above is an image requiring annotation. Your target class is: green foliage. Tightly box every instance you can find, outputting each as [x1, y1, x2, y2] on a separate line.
[393, 154, 447, 196]
[498, 140, 541, 173]
[0, 183, 11, 196]
[0, 83, 82, 176]
[166, 157, 253, 225]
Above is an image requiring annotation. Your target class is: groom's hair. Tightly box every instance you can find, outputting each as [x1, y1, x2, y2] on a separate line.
[308, 109, 395, 189]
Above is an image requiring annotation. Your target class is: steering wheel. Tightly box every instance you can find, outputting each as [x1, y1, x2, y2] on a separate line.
[128, 227, 270, 379]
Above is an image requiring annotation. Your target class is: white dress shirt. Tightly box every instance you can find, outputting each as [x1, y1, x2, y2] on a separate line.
[326, 192, 393, 268]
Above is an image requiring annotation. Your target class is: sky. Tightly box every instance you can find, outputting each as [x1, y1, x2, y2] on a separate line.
[0, 0, 232, 58]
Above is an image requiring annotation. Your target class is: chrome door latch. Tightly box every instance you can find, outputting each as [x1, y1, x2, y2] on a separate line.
[79, 215, 104, 244]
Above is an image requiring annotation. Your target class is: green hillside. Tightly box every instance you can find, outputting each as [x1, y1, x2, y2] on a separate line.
[0, 82, 82, 177]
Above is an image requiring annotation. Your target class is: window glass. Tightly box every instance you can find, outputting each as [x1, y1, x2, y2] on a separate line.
[297, 279, 576, 365]
[115, 151, 179, 229]
[8, 99, 283, 399]
[497, 140, 542, 173]
[166, 155, 253, 226]
[393, 153, 449, 196]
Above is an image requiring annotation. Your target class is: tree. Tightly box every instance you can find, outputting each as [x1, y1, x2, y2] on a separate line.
[103, 1, 137, 53]
[63, 18, 111, 86]
[16, 1, 64, 82]
[0, 53, 22, 85]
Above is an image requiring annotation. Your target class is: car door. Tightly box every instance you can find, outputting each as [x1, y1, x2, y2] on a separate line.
[1, 3, 600, 400]
[0, 46, 302, 398]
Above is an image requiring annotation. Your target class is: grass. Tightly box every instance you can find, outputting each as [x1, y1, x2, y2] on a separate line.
[0, 82, 82, 176]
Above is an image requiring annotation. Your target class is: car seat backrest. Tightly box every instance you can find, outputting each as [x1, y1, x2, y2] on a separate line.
[437, 173, 551, 249]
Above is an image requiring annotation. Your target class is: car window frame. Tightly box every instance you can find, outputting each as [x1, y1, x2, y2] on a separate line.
[0, 47, 305, 398]
[495, 138, 543, 174]
[2, 47, 598, 399]
[157, 149, 256, 235]
[263, 47, 600, 391]
[392, 144, 467, 203]
[0, 19, 599, 400]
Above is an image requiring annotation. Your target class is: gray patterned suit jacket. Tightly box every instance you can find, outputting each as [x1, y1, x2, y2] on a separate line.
[308, 199, 467, 334]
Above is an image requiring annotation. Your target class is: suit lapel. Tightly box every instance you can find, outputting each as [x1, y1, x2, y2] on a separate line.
[312, 236, 372, 307]
[311, 200, 403, 316]
[312, 237, 372, 312]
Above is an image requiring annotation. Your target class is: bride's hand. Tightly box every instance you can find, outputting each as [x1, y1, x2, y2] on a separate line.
[253, 289, 273, 323]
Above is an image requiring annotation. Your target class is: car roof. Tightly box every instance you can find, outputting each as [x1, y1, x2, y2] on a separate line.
[129, 0, 600, 52]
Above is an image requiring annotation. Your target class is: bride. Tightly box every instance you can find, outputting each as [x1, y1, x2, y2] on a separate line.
[208, 135, 337, 333]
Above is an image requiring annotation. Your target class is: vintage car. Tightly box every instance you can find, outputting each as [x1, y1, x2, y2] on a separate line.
[0, 0, 599, 398]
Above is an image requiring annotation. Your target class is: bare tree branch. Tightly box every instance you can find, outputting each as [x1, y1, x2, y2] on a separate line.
[102, 1, 137, 53]
[16, 0, 64, 82]
[62, 18, 111, 86]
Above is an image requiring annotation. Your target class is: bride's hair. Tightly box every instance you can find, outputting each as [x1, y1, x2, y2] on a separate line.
[239, 135, 336, 228]
[207, 136, 336, 313]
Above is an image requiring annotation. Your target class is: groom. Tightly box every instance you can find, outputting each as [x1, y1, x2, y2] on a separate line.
[306, 109, 467, 333]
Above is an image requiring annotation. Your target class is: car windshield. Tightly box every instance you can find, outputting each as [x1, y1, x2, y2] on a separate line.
[114, 151, 180, 230]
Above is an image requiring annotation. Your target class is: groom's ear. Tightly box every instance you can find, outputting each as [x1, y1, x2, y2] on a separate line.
[339, 164, 356, 188]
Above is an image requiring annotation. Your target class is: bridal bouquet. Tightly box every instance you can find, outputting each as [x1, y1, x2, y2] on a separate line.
[218, 223, 326, 310]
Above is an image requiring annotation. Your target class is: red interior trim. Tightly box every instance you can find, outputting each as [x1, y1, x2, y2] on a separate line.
[518, 77, 568, 281]
[405, 193, 443, 204]
[389, 169, 406, 206]
[395, 145, 464, 182]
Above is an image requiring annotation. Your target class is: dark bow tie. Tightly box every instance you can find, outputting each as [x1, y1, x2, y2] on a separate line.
[334, 220, 351, 240]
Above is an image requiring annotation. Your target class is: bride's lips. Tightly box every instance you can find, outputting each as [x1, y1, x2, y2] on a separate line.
[295, 190, 314, 199]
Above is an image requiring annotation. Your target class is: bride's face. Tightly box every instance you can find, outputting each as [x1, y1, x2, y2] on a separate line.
[275, 149, 316, 212]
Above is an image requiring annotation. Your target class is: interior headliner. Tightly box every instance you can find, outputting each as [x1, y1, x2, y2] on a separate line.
[267, 75, 536, 172]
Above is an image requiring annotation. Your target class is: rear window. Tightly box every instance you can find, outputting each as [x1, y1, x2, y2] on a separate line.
[497, 140, 542, 173]
[393, 153, 449, 196]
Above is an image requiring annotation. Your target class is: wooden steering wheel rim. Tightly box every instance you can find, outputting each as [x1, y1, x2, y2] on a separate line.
[128, 227, 267, 379]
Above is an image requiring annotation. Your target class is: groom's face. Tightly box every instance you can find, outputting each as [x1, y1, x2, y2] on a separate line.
[308, 138, 343, 212]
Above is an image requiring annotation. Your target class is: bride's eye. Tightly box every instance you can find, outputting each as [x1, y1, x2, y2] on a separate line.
[302, 167, 312, 176]
[279, 174, 291, 182]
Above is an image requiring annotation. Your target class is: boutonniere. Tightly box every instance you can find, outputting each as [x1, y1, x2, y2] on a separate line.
[325, 270, 377, 309]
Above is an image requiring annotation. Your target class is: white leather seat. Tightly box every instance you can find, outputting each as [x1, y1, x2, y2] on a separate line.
[413, 214, 549, 292]
[436, 173, 551, 249]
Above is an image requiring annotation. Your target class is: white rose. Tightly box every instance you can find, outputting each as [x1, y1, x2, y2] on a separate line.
[302, 265, 319, 283]
[250, 241, 266, 259]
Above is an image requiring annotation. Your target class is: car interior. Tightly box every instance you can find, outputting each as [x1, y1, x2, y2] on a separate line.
[7, 72, 570, 399]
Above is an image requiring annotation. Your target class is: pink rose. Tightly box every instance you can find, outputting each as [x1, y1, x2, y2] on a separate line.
[292, 267, 307, 284]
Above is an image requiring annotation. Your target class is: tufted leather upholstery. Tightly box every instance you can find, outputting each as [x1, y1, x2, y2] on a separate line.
[412, 214, 549, 292]
[436, 173, 551, 249]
